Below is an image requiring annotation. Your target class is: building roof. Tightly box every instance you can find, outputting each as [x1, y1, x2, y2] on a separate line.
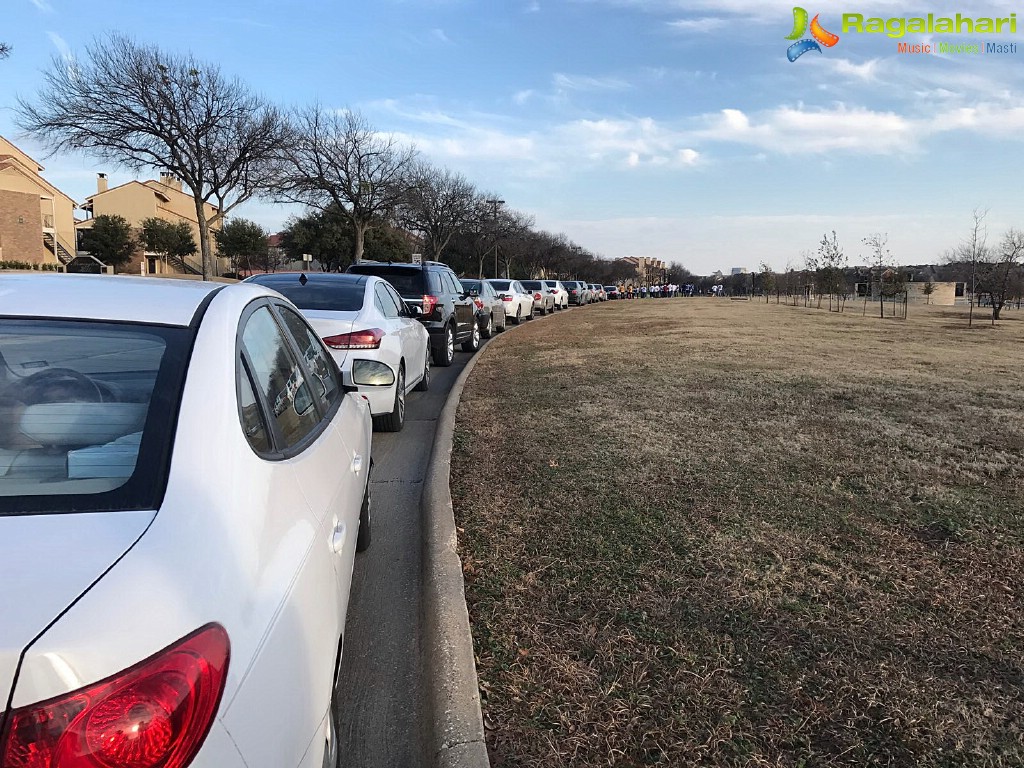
[0, 137, 77, 205]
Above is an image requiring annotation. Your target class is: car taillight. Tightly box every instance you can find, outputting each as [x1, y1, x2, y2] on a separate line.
[533, 293, 542, 301]
[422, 295, 440, 316]
[323, 328, 385, 349]
[0, 624, 229, 768]
[570, 289, 578, 295]
[501, 296, 512, 302]
[473, 298, 484, 309]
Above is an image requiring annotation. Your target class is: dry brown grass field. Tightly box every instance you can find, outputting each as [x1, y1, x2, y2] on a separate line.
[450, 298, 1024, 768]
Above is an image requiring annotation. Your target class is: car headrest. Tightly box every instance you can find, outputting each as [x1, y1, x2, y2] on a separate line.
[17, 402, 148, 448]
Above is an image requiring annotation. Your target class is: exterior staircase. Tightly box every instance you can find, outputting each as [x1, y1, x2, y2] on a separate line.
[43, 232, 75, 266]
[165, 251, 204, 275]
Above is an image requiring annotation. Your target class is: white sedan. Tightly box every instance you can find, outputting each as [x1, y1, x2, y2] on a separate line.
[247, 272, 429, 432]
[0, 273, 371, 768]
[486, 279, 535, 324]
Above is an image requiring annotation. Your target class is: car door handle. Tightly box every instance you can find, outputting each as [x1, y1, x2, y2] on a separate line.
[331, 523, 347, 554]
[351, 454, 363, 474]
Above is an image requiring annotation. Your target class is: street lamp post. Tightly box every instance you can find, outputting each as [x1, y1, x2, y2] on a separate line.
[486, 198, 504, 278]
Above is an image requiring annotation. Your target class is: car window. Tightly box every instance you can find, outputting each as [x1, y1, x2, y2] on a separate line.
[238, 359, 271, 453]
[489, 281, 511, 291]
[246, 275, 366, 311]
[375, 283, 403, 318]
[0, 319, 188, 515]
[347, 265, 425, 297]
[383, 282, 409, 315]
[521, 281, 542, 290]
[274, 304, 341, 413]
[240, 305, 321, 451]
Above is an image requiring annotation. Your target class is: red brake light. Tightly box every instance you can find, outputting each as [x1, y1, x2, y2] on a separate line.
[1, 624, 229, 768]
[533, 293, 542, 301]
[473, 298, 484, 309]
[323, 328, 385, 349]
[422, 294, 440, 316]
[501, 296, 512, 302]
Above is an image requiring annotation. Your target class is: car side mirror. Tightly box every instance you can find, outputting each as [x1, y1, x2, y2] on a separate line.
[409, 305, 423, 317]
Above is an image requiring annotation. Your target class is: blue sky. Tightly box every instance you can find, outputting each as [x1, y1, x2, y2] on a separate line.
[3, 0, 1024, 274]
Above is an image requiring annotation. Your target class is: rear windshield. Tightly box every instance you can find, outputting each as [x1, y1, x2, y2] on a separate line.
[460, 279, 482, 291]
[520, 281, 543, 290]
[246, 275, 366, 311]
[347, 265, 425, 297]
[0, 319, 190, 515]
[489, 281, 512, 291]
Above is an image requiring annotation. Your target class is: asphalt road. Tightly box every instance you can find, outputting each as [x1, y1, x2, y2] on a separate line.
[334, 339, 476, 768]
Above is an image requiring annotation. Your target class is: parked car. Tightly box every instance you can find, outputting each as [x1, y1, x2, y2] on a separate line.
[563, 280, 590, 306]
[459, 278, 508, 337]
[520, 280, 556, 315]
[245, 272, 429, 432]
[605, 285, 621, 299]
[590, 284, 606, 302]
[0, 273, 372, 768]
[347, 260, 478, 366]
[486, 279, 535, 324]
[544, 280, 570, 309]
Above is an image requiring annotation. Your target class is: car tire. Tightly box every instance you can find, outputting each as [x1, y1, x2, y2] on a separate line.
[433, 324, 455, 366]
[462, 320, 481, 352]
[481, 313, 493, 339]
[512, 306, 522, 325]
[526, 306, 535, 321]
[414, 346, 430, 391]
[356, 481, 371, 552]
[373, 364, 405, 433]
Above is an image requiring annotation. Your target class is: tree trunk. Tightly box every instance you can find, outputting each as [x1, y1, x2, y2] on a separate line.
[194, 198, 214, 280]
[351, 221, 368, 264]
[993, 302, 1002, 321]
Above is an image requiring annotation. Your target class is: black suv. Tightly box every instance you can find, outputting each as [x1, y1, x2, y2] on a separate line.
[346, 261, 478, 365]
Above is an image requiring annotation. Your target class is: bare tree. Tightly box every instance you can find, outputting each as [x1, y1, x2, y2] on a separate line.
[18, 34, 287, 280]
[817, 231, 848, 312]
[944, 209, 990, 327]
[397, 161, 477, 262]
[984, 229, 1024, 322]
[863, 233, 893, 319]
[274, 105, 417, 263]
[0, 43, 11, 59]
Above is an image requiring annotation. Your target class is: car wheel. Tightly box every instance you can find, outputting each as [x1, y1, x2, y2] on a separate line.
[496, 312, 506, 332]
[414, 347, 430, 391]
[434, 324, 455, 366]
[481, 313, 493, 339]
[512, 305, 522, 325]
[526, 306, 535, 320]
[462, 320, 481, 352]
[356, 481, 371, 552]
[373, 364, 405, 432]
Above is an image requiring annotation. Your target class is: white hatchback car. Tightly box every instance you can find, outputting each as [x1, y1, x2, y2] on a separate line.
[246, 272, 430, 433]
[0, 274, 371, 768]
[486, 279, 535, 324]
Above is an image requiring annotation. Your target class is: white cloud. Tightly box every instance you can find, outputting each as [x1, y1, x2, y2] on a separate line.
[698, 104, 916, 154]
[430, 28, 451, 44]
[666, 17, 726, 33]
[524, 0, 541, 11]
[552, 72, 631, 91]
[46, 31, 72, 63]
[29, 0, 54, 12]
[820, 58, 883, 82]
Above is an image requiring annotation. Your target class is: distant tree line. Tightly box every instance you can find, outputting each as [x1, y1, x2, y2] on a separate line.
[17, 33, 674, 283]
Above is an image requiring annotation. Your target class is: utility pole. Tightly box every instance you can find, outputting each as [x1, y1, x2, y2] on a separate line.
[486, 198, 504, 278]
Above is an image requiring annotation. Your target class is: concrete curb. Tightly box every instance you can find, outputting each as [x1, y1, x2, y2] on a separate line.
[421, 309, 560, 768]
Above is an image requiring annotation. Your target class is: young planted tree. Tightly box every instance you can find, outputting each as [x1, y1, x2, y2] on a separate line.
[274, 105, 417, 264]
[922, 280, 936, 304]
[944, 209, 990, 327]
[19, 34, 288, 280]
[140, 218, 197, 273]
[79, 215, 136, 273]
[818, 230, 848, 312]
[758, 262, 777, 303]
[215, 218, 269, 275]
[863, 233, 894, 319]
